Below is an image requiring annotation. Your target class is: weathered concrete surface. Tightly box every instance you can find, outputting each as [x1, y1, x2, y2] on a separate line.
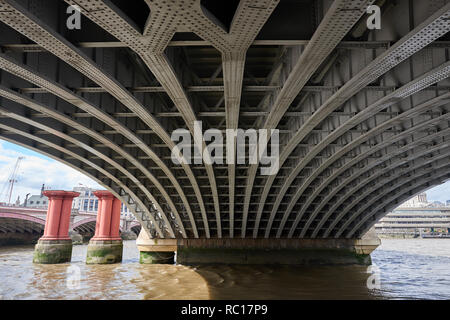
[354, 227, 382, 255]
[137, 229, 176, 264]
[33, 239, 72, 264]
[136, 229, 177, 252]
[140, 251, 175, 264]
[136, 228, 380, 265]
[86, 240, 123, 264]
[177, 247, 371, 265]
[176, 238, 379, 265]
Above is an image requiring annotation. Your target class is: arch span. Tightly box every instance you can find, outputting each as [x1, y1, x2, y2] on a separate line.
[0, 0, 448, 243]
[0, 212, 45, 244]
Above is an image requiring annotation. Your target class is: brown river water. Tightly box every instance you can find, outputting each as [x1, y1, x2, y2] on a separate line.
[0, 239, 449, 299]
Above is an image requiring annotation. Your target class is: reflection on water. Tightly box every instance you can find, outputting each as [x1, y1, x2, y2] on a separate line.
[0, 239, 449, 299]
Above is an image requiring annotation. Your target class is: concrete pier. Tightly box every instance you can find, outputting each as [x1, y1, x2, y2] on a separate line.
[137, 230, 176, 264]
[176, 238, 379, 265]
[86, 191, 123, 264]
[33, 191, 80, 264]
[136, 229, 380, 265]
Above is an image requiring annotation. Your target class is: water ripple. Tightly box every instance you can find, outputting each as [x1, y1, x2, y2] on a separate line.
[0, 239, 449, 299]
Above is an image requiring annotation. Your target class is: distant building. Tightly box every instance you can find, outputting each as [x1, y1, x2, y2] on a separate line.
[21, 186, 135, 220]
[446, 200, 450, 207]
[399, 193, 428, 208]
[24, 194, 48, 208]
[72, 186, 134, 219]
[375, 207, 450, 237]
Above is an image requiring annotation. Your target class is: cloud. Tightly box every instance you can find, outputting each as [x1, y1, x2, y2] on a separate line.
[0, 140, 101, 204]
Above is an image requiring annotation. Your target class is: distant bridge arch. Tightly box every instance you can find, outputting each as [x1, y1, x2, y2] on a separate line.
[72, 217, 97, 235]
[0, 211, 45, 244]
[0, 212, 45, 234]
[130, 222, 142, 236]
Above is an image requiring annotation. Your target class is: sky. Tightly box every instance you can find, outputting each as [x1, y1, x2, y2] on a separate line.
[0, 139, 101, 204]
[0, 139, 449, 205]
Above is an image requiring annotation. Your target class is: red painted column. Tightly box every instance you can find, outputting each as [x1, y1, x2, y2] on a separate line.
[91, 191, 122, 241]
[41, 191, 80, 240]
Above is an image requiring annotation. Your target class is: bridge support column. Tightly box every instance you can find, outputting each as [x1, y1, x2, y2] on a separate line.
[86, 191, 123, 264]
[136, 229, 176, 264]
[33, 191, 80, 264]
[135, 230, 380, 265]
[176, 235, 380, 265]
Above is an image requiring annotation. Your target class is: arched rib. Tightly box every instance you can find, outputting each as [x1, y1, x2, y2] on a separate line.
[0, 52, 198, 238]
[0, 113, 174, 236]
[323, 143, 450, 238]
[245, 0, 375, 237]
[0, 85, 186, 237]
[0, 0, 208, 237]
[322, 126, 450, 238]
[326, 138, 450, 238]
[305, 93, 450, 237]
[64, 0, 223, 237]
[190, 0, 279, 237]
[298, 132, 450, 238]
[67, 0, 279, 237]
[275, 61, 450, 238]
[354, 173, 450, 238]
[258, 5, 450, 237]
[0, 125, 164, 237]
[342, 161, 450, 238]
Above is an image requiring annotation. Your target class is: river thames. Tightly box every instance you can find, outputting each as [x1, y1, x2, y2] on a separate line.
[0, 239, 449, 300]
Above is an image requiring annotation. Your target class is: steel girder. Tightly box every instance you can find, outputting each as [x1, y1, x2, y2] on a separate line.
[274, 60, 450, 238]
[0, 0, 447, 240]
[253, 4, 450, 238]
[0, 87, 186, 237]
[0, 53, 199, 237]
[63, 0, 280, 238]
[241, 0, 375, 237]
[323, 135, 450, 238]
[343, 161, 450, 238]
[308, 95, 450, 238]
[0, 0, 204, 237]
[0, 125, 165, 237]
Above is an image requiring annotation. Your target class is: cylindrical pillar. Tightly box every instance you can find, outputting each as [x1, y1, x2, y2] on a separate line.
[86, 190, 123, 264]
[33, 191, 80, 264]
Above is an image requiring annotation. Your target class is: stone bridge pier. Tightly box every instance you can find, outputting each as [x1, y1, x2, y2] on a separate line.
[86, 191, 123, 264]
[136, 228, 380, 265]
[33, 190, 124, 264]
[33, 190, 80, 264]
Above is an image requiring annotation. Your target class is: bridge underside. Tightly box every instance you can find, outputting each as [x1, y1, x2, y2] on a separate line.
[0, 0, 448, 249]
[0, 215, 44, 245]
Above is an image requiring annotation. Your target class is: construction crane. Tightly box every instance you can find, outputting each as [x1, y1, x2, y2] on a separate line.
[0, 156, 25, 205]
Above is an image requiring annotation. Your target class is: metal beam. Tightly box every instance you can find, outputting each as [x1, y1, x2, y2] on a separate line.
[0, 52, 198, 238]
[66, 0, 224, 237]
[303, 93, 450, 238]
[0, 125, 163, 237]
[275, 61, 450, 239]
[342, 161, 450, 238]
[0, 0, 207, 238]
[254, 4, 450, 239]
[0, 88, 185, 238]
[322, 130, 450, 239]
